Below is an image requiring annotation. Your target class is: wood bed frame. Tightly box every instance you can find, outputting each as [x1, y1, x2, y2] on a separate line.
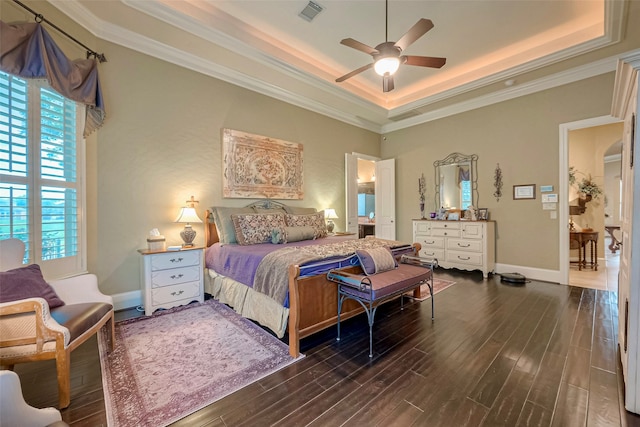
[204, 201, 421, 357]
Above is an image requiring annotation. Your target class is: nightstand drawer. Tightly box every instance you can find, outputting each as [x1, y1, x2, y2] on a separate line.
[151, 265, 201, 288]
[150, 250, 201, 271]
[151, 282, 201, 305]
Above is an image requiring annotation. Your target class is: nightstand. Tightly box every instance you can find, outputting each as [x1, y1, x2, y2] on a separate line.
[138, 246, 204, 316]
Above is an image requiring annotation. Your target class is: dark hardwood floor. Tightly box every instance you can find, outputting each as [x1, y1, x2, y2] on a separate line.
[14, 269, 640, 426]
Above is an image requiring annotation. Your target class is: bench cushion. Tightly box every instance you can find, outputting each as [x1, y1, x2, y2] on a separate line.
[340, 263, 432, 301]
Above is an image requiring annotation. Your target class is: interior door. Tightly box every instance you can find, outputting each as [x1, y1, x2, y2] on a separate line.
[345, 154, 358, 235]
[375, 158, 396, 240]
[612, 57, 640, 414]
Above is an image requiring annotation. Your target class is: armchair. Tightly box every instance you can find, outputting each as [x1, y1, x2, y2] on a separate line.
[0, 239, 115, 409]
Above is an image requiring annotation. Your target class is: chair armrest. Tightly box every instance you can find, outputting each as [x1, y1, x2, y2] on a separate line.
[49, 274, 113, 306]
[400, 254, 438, 269]
[0, 298, 69, 349]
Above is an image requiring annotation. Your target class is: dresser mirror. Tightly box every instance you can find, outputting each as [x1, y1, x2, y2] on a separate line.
[434, 152, 478, 210]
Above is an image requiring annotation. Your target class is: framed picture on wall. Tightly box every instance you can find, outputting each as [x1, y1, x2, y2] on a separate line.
[513, 184, 536, 200]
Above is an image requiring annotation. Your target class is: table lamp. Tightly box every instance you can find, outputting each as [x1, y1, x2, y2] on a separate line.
[324, 208, 338, 233]
[175, 196, 203, 247]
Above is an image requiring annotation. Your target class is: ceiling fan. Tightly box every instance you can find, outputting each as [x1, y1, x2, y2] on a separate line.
[335, 0, 446, 92]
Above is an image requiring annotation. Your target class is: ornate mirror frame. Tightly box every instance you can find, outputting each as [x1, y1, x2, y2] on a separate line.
[434, 152, 479, 210]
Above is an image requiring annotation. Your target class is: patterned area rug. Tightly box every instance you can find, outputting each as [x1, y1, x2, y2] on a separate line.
[98, 299, 300, 427]
[407, 277, 457, 301]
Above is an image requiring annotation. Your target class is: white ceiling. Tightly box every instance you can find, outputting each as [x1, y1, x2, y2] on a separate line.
[46, 0, 627, 132]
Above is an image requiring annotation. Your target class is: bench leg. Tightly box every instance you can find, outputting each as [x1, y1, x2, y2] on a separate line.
[367, 303, 378, 358]
[337, 294, 344, 342]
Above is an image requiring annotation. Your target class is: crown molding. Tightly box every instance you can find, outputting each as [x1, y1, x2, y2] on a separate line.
[381, 54, 622, 133]
[47, 0, 631, 136]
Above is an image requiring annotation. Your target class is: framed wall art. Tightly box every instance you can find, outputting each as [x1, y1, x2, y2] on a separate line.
[222, 129, 304, 199]
[513, 184, 536, 200]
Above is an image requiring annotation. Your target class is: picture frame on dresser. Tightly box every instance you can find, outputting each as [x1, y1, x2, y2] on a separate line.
[478, 208, 488, 220]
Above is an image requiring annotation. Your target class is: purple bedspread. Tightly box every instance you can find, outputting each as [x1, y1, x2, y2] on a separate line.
[205, 236, 356, 288]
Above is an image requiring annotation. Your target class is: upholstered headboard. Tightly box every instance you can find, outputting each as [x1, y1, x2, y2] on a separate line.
[204, 200, 317, 247]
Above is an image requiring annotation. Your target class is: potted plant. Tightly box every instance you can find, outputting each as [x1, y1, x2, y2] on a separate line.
[578, 174, 603, 201]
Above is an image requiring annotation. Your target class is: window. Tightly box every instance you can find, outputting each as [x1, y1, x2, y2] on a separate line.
[0, 71, 85, 278]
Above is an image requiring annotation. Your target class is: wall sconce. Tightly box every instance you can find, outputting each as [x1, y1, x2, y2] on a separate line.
[175, 196, 202, 247]
[324, 208, 338, 233]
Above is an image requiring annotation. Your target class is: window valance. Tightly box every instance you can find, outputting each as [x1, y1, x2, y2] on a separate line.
[0, 21, 105, 137]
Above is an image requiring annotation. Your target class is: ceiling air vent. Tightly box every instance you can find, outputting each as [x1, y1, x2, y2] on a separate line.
[299, 1, 324, 22]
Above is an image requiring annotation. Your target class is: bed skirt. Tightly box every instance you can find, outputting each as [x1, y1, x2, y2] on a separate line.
[205, 268, 289, 338]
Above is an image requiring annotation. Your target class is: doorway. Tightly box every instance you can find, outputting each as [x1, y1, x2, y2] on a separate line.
[560, 116, 623, 288]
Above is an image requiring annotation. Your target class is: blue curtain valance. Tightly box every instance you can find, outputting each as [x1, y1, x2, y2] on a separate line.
[0, 21, 105, 137]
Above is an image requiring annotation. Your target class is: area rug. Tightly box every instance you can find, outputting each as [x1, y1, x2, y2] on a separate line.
[407, 277, 457, 301]
[98, 299, 300, 427]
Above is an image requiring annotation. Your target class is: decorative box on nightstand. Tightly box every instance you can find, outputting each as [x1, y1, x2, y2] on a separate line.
[138, 246, 204, 316]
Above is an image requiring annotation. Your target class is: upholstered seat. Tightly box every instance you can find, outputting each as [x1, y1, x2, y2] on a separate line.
[0, 239, 115, 409]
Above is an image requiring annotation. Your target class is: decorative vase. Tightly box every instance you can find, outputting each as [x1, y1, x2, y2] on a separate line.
[420, 202, 425, 219]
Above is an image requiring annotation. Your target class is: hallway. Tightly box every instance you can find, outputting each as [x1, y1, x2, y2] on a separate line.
[569, 235, 619, 291]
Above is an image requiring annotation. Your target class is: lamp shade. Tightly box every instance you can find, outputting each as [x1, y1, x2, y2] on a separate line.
[374, 57, 400, 76]
[174, 207, 202, 224]
[324, 208, 338, 219]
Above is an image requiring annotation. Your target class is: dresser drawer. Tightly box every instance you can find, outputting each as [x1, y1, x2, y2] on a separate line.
[151, 265, 201, 288]
[447, 238, 482, 252]
[447, 250, 483, 266]
[150, 250, 201, 271]
[431, 221, 460, 230]
[420, 248, 445, 260]
[151, 281, 201, 305]
[432, 228, 461, 238]
[416, 235, 445, 249]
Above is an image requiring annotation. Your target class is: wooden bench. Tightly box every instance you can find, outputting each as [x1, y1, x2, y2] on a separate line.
[327, 255, 437, 357]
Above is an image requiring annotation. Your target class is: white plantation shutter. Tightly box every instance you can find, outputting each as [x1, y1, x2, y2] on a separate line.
[0, 71, 85, 277]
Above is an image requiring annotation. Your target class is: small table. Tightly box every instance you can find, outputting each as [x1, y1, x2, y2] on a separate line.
[604, 225, 622, 253]
[570, 231, 598, 271]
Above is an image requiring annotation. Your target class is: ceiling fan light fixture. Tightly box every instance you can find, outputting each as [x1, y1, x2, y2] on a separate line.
[374, 56, 400, 76]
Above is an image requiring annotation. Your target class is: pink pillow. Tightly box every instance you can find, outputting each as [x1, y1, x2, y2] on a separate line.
[0, 264, 65, 308]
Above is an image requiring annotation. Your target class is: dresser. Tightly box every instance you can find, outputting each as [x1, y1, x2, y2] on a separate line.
[412, 219, 496, 278]
[138, 247, 204, 316]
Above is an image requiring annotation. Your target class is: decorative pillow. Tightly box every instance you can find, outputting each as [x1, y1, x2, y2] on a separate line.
[0, 264, 65, 308]
[356, 246, 398, 276]
[231, 213, 286, 245]
[211, 206, 255, 244]
[285, 212, 327, 238]
[284, 206, 317, 215]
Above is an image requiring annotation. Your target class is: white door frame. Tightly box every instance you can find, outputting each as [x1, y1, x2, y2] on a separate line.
[558, 115, 623, 285]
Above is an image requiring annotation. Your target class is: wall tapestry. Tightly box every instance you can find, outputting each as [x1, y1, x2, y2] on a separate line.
[222, 129, 304, 199]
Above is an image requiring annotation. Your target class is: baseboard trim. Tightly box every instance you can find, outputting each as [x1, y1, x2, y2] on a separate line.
[112, 290, 142, 311]
[494, 263, 562, 285]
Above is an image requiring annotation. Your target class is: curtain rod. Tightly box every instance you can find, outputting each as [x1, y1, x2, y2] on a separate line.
[11, 0, 107, 63]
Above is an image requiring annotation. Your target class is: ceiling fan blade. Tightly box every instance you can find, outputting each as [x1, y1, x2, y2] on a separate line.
[394, 19, 434, 52]
[340, 38, 379, 56]
[402, 55, 446, 68]
[336, 63, 374, 83]
[383, 74, 394, 92]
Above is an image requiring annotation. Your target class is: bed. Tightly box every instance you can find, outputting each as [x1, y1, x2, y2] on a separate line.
[203, 200, 420, 357]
